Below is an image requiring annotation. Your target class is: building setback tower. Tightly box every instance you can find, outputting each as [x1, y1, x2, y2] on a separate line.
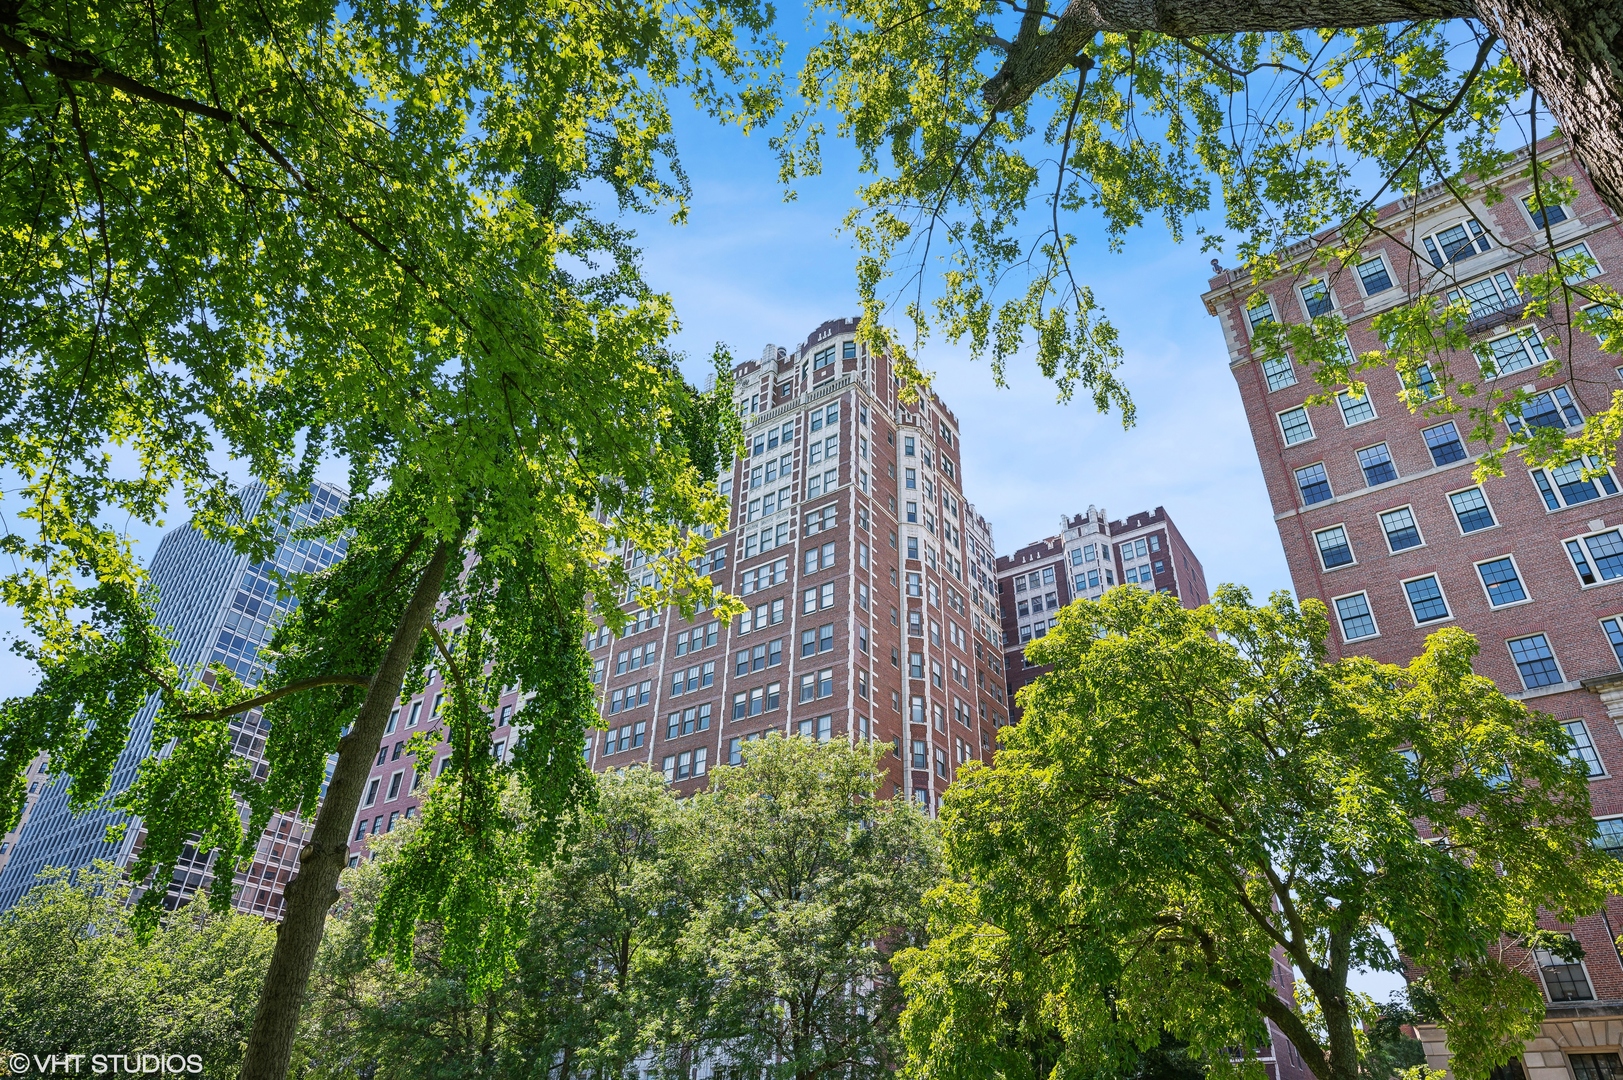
[342, 318, 1010, 852]
[997, 505, 1208, 720]
[594, 317, 1009, 806]
[0, 482, 348, 916]
[1204, 139, 1623, 1077]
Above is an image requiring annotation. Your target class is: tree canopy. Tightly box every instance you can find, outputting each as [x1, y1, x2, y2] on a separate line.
[0, 863, 277, 1074]
[894, 585, 1623, 1080]
[782, 0, 1623, 478]
[296, 738, 936, 1080]
[0, 0, 777, 1072]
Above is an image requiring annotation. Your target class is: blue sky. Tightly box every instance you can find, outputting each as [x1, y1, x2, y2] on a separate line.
[639, 82, 1294, 600]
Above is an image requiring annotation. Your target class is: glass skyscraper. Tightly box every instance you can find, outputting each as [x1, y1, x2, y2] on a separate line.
[0, 481, 348, 916]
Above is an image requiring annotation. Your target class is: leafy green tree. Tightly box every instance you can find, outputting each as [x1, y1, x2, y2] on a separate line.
[0, 863, 276, 1073]
[295, 822, 522, 1079]
[297, 766, 697, 1080]
[1358, 999, 1427, 1080]
[0, 0, 775, 1071]
[682, 735, 941, 1080]
[783, 0, 1623, 478]
[895, 585, 1623, 1080]
[508, 766, 699, 1080]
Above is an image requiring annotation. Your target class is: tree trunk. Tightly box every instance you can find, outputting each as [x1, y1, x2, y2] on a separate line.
[238, 534, 458, 1080]
[978, 0, 1623, 221]
[1474, 0, 1623, 217]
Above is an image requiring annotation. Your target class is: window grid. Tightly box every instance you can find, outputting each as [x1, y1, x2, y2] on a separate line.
[1315, 526, 1354, 570]
[1535, 947, 1594, 1002]
[1449, 487, 1496, 533]
[1279, 407, 1314, 446]
[1478, 557, 1527, 607]
[1571, 1056, 1623, 1080]
[1567, 529, 1623, 586]
[1509, 634, 1562, 690]
[1423, 422, 1467, 466]
[1562, 719, 1604, 777]
[1357, 443, 1398, 486]
[1295, 463, 1333, 506]
[1380, 507, 1423, 552]
[1404, 576, 1450, 624]
[1334, 593, 1377, 641]
[1338, 390, 1376, 426]
[1262, 355, 1297, 392]
[1357, 255, 1393, 294]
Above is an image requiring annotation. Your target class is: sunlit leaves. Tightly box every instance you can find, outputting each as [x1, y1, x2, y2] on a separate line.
[897, 585, 1622, 1080]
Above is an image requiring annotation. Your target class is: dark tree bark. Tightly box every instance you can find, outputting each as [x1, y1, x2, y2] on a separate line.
[238, 535, 459, 1080]
[1474, 0, 1623, 215]
[979, 0, 1623, 222]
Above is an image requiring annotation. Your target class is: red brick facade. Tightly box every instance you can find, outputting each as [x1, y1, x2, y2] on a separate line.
[997, 505, 1209, 720]
[345, 318, 1010, 864]
[1206, 138, 1623, 1079]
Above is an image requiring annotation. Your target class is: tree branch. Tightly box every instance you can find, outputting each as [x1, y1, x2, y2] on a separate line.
[184, 674, 373, 723]
[979, 0, 1477, 113]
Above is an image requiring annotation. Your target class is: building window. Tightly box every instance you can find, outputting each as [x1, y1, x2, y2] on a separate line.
[1556, 241, 1601, 283]
[1262, 355, 1297, 392]
[1595, 817, 1623, 858]
[1509, 634, 1562, 689]
[1522, 192, 1568, 230]
[1566, 529, 1623, 585]
[1509, 385, 1583, 434]
[1380, 507, 1423, 552]
[1597, 612, 1623, 673]
[1444, 271, 1521, 321]
[1334, 593, 1378, 641]
[797, 714, 834, 741]
[1562, 720, 1604, 777]
[1316, 526, 1353, 569]
[1295, 464, 1333, 506]
[1403, 576, 1450, 624]
[1477, 557, 1528, 606]
[1357, 443, 1398, 486]
[1482, 327, 1551, 379]
[1401, 362, 1441, 401]
[1278, 407, 1314, 446]
[1535, 943, 1594, 1002]
[1422, 218, 1491, 266]
[1356, 255, 1393, 294]
[1338, 390, 1376, 426]
[1300, 280, 1334, 318]
[1422, 422, 1467, 466]
[1534, 457, 1619, 510]
[1449, 487, 1496, 533]
[1246, 295, 1275, 332]
[1572, 1057, 1623, 1080]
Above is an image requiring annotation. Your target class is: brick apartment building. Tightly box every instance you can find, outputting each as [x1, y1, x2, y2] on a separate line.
[347, 317, 1012, 862]
[1204, 138, 1623, 1080]
[997, 504, 1209, 719]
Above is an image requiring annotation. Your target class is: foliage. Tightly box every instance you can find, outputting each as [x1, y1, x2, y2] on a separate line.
[783, 0, 1623, 473]
[0, 863, 275, 1073]
[295, 826, 523, 1079]
[683, 734, 941, 1080]
[507, 765, 699, 1080]
[296, 741, 937, 1080]
[0, 0, 769, 858]
[1359, 999, 1427, 1080]
[895, 585, 1623, 1080]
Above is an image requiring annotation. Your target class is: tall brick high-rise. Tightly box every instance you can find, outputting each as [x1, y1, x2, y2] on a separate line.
[1206, 138, 1623, 1080]
[346, 317, 1010, 861]
[997, 505, 1208, 719]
